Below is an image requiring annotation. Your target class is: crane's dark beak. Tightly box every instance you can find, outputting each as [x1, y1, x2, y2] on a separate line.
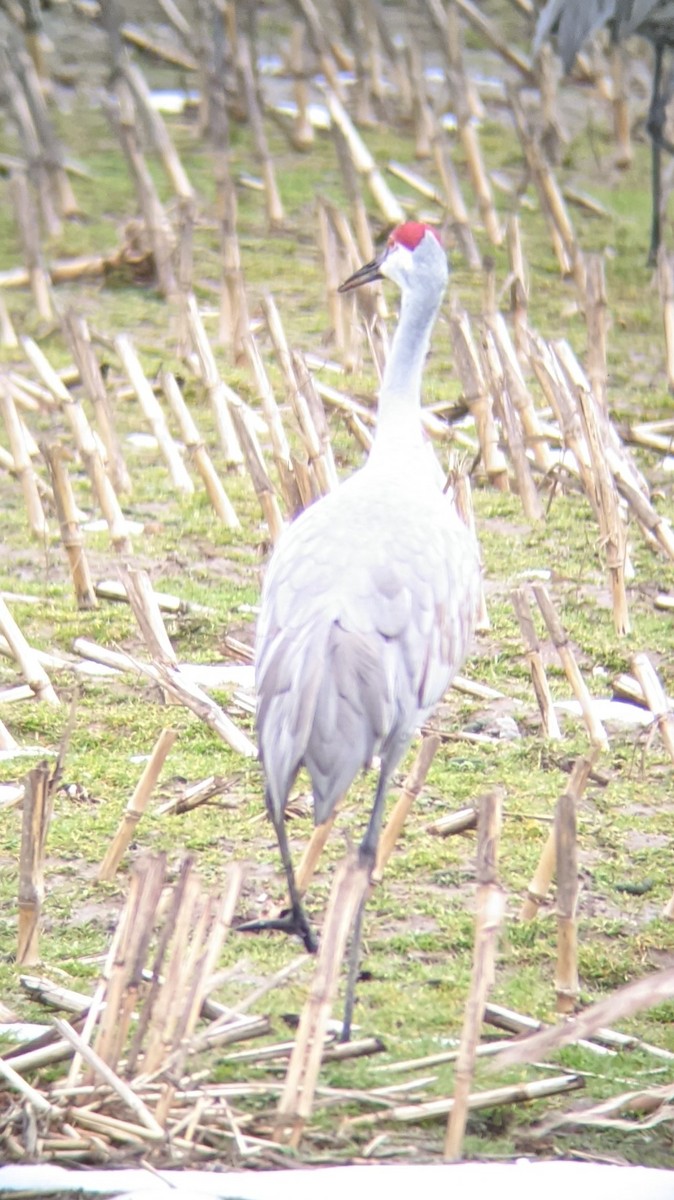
[338, 254, 384, 293]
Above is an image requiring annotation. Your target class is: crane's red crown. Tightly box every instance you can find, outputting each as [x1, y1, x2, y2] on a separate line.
[389, 221, 442, 251]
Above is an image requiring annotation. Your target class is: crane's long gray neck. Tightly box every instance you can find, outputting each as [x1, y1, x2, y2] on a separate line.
[370, 282, 443, 461]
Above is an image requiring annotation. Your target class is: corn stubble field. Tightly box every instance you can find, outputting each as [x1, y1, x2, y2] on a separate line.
[0, 0, 674, 1173]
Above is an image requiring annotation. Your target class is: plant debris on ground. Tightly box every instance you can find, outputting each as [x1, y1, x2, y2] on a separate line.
[0, 0, 673, 1173]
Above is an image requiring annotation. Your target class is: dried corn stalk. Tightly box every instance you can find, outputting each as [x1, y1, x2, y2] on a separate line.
[17, 762, 56, 965]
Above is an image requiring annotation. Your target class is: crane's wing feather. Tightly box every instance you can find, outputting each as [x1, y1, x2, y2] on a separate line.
[256, 616, 331, 817]
[304, 622, 391, 824]
[533, 0, 569, 54]
[534, 0, 617, 71]
[397, 516, 480, 715]
[615, 0, 670, 36]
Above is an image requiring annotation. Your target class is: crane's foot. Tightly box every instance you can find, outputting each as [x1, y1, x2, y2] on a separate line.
[236, 906, 319, 954]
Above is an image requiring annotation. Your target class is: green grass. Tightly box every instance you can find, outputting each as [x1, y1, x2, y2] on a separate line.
[0, 1, 674, 1168]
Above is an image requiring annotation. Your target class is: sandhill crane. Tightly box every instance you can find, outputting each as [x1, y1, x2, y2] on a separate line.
[535, 0, 674, 261]
[245, 222, 481, 1033]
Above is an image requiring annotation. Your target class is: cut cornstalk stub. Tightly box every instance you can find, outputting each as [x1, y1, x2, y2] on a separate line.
[519, 826, 556, 922]
[506, 215, 529, 360]
[555, 781, 579, 1014]
[98, 729, 179, 881]
[532, 584, 609, 749]
[610, 43, 632, 166]
[160, 369, 240, 526]
[486, 312, 553, 475]
[61, 312, 131, 497]
[295, 812, 338, 896]
[41, 443, 97, 610]
[237, 36, 285, 230]
[287, 23, 315, 150]
[0, 597, 59, 705]
[449, 305, 509, 492]
[345, 1072, 583, 1128]
[574, 384, 630, 636]
[432, 131, 482, 269]
[115, 333, 194, 495]
[245, 333, 302, 517]
[585, 253, 608, 412]
[120, 60, 195, 202]
[8, 169, 54, 320]
[373, 734, 440, 882]
[631, 652, 674, 765]
[460, 121, 502, 247]
[275, 855, 370, 1148]
[481, 326, 544, 523]
[119, 566, 178, 668]
[71, 637, 256, 758]
[511, 587, 561, 740]
[455, 0, 534, 81]
[17, 761, 56, 966]
[427, 805, 479, 837]
[0, 291, 18, 348]
[105, 83, 177, 298]
[520, 753, 599, 922]
[0, 381, 47, 539]
[217, 176, 250, 359]
[445, 788, 505, 1160]
[322, 86, 404, 225]
[186, 293, 244, 472]
[509, 87, 581, 287]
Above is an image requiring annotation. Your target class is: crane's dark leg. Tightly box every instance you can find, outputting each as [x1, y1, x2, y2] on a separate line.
[340, 767, 392, 1042]
[646, 42, 672, 265]
[238, 798, 319, 954]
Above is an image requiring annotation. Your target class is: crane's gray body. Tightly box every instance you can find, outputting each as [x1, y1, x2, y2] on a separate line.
[256, 452, 480, 827]
[536, 0, 674, 70]
[249, 226, 481, 987]
[536, 0, 674, 259]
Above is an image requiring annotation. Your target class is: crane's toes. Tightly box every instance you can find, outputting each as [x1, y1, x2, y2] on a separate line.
[236, 909, 319, 954]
